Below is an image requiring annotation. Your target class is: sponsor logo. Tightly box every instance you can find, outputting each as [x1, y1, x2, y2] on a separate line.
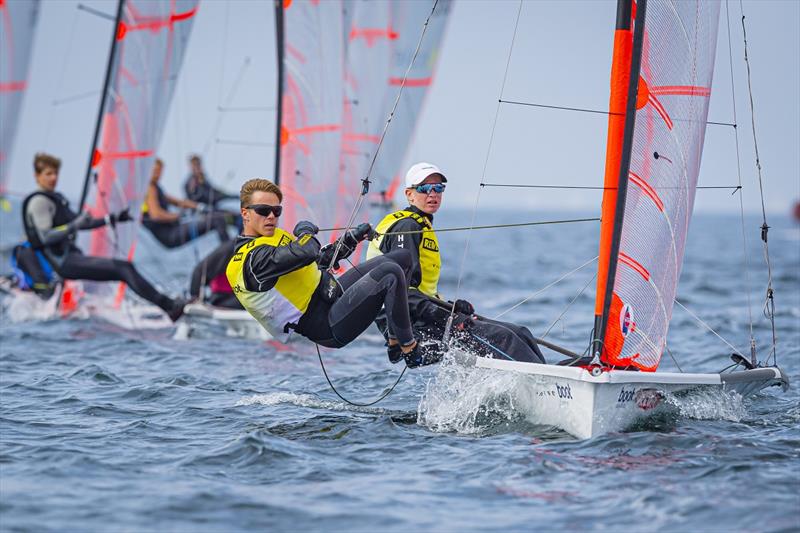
[298, 234, 312, 245]
[422, 237, 439, 252]
[635, 389, 663, 411]
[556, 383, 573, 399]
[392, 212, 405, 219]
[617, 387, 636, 403]
[620, 303, 635, 337]
[246, 240, 256, 248]
[279, 235, 292, 246]
[232, 252, 243, 261]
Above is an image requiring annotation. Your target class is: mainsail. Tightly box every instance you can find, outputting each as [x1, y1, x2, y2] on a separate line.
[79, 0, 197, 302]
[276, 0, 345, 234]
[0, 0, 40, 195]
[594, 0, 720, 371]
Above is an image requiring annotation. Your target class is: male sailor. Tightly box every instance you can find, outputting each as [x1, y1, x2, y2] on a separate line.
[227, 178, 427, 365]
[184, 154, 237, 209]
[142, 158, 237, 248]
[17, 152, 185, 320]
[367, 162, 546, 365]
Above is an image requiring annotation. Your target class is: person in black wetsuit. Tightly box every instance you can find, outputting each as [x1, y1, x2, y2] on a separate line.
[18, 152, 185, 320]
[183, 154, 237, 208]
[142, 158, 237, 248]
[227, 178, 429, 366]
[188, 240, 241, 309]
[367, 162, 546, 365]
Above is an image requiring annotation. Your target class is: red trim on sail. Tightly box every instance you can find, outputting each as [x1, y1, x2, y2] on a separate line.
[628, 171, 664, 211]
[619, 252, 650, 281]
[594, 25, 633, 316]
[0, 81, 25, 92]
[650, 85, 711, 97]
[349, 26, 398, 47]
[91, 148, 153, 167]
[647, 91, 673, 129]
[116, 5, 197, 40]
[389, 77, 431, 87]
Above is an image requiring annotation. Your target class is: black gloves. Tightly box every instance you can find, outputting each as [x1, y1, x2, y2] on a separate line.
[453, 299, 475, 316]
[293, 220, 319, 238]
[318, 223, 374, 270]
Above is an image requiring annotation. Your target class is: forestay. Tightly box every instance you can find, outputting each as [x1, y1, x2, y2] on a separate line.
[594, 0, 720, 371]
[80, 0, 197, 302]
[0, 0, 40, 194]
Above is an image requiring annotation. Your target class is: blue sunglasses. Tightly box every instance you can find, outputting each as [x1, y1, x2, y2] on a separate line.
[414, 183, 446, 194]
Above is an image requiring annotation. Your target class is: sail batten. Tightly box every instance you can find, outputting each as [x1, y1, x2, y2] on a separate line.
[594, 0, 721, 371]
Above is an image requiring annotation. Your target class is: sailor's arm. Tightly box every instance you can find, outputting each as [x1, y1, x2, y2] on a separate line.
[242, 233, 322, 291]
[381, 217, 424, 288]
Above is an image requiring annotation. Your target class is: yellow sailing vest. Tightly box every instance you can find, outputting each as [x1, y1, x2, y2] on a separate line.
[366, 209, 441, 297]
[226, 228, 321, 340]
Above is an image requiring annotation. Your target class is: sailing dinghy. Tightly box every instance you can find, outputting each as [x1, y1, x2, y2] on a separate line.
[472, 0, 788, 439]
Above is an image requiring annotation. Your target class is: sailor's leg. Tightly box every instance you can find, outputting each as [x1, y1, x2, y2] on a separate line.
[463, 318, 546, 364]
[327, 259, 414, 347]
[57, 252, 176, 312]
[14, 246, 54, 297]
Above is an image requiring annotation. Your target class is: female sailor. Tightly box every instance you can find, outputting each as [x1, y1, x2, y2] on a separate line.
[367, 162, 546, 365]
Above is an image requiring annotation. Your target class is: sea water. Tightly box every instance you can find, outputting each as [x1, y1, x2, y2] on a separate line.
[1, 208, 798, 531]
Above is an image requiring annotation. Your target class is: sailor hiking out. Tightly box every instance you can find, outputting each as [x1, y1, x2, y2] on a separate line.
[227, 178, 427, 365]
[368, 162, 546, 366]
[13, 152, 185, 321]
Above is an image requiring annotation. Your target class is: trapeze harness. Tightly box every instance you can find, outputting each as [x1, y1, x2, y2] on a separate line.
[366, 209, 441, 297]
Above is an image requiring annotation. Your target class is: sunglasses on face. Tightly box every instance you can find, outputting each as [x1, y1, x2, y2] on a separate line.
[246, 204, 283, 217]
[414, 183, 446, 194]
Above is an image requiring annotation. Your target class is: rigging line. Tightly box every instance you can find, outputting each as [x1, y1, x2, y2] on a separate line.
[76, 4, 115, 21]
[201, 56, 252, 156]
[739, 0, 777, 366]
[44, 5, 81, 149]
[326, 0, 440, 271]
[726, 0, 756, 365]
[539, 271, 597, 340]
[443, 0, 524, 347]
[664, 343, 684, 373]
[498, 99, 736, 128]
[215, 139, 274, 147]
[481, 183, 743, 191]
[315, 344, 406, 407]
[378, 217, 600, 236]
[674, 298, 743, 356]
[51, 89, 101, 106]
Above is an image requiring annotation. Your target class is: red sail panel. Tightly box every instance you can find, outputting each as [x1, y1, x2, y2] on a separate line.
[80, 0, 197, 302]
[0, 0, 39, 194]
[279, 0, 345, 235]
[599, 1, 720, 371]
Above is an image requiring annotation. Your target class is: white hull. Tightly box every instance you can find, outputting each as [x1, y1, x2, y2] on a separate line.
[174, 302, 271, 341]
[476, 358, 789, 439]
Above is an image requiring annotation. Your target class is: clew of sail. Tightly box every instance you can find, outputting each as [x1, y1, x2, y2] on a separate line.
[278, 0, 345, 235]
[79, 0, 197, 302]
[594, 0, 720, 371]
[0, 0, 40, 196]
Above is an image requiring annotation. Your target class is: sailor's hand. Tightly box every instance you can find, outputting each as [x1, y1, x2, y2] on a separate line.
[453, 299, 474, 316]
[352, 222, 375, 242]
[318, 243, 341, 270]
[452, 312, 474, 331]
[293, 220, 319, 237]
[114, 206, 133, 224]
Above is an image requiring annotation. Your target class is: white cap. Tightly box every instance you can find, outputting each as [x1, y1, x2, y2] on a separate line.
[404, 162, 447, 188]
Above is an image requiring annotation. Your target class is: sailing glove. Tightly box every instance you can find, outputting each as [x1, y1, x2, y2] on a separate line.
[341, 222, 375, 250]
[293, 220, 319, 238]
[453, 299, 474, 316]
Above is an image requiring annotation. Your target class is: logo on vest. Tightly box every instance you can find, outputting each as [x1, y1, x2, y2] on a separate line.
[279, 235, 292, 246]
[232, 252, 243, 261]
[422, 238, 438, 252]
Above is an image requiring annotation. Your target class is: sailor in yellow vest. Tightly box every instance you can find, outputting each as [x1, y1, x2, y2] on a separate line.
[368, 162, 546, 365]
[227, 178, 427, 365]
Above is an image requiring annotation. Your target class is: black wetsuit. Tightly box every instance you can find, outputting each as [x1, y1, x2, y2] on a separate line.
[189, 240, 241, 309]
[21, 190, 179, 314]
[142, 184, 231, 248]
[234, 234, 415, 349]
[184, 172, 236, 208]
[375, 205, 546, 364]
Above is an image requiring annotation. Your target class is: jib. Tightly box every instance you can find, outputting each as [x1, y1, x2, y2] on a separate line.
[556, 383, 572, 399]
[617, 388, 635, 403]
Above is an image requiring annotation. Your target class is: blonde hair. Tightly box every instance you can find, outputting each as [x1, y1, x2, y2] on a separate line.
[33, 153, 61, 174]
[240, 178, 283, 207]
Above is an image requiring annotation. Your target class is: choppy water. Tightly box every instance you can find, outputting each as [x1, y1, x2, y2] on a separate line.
[1, 209, 798, 531]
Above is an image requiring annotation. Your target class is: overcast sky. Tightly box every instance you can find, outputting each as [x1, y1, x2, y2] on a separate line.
[7, 0, 799, 216]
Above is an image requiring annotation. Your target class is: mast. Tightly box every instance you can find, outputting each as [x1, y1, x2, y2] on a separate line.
[273, 0, 285, 185]
[591, 0, 647, 363]
[79, 0, 125, 213]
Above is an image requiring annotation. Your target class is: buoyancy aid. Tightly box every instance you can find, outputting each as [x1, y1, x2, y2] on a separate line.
[366, 209, 441, 297]
[22, 190, 76, 257]
[226, 228, 322, 340]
